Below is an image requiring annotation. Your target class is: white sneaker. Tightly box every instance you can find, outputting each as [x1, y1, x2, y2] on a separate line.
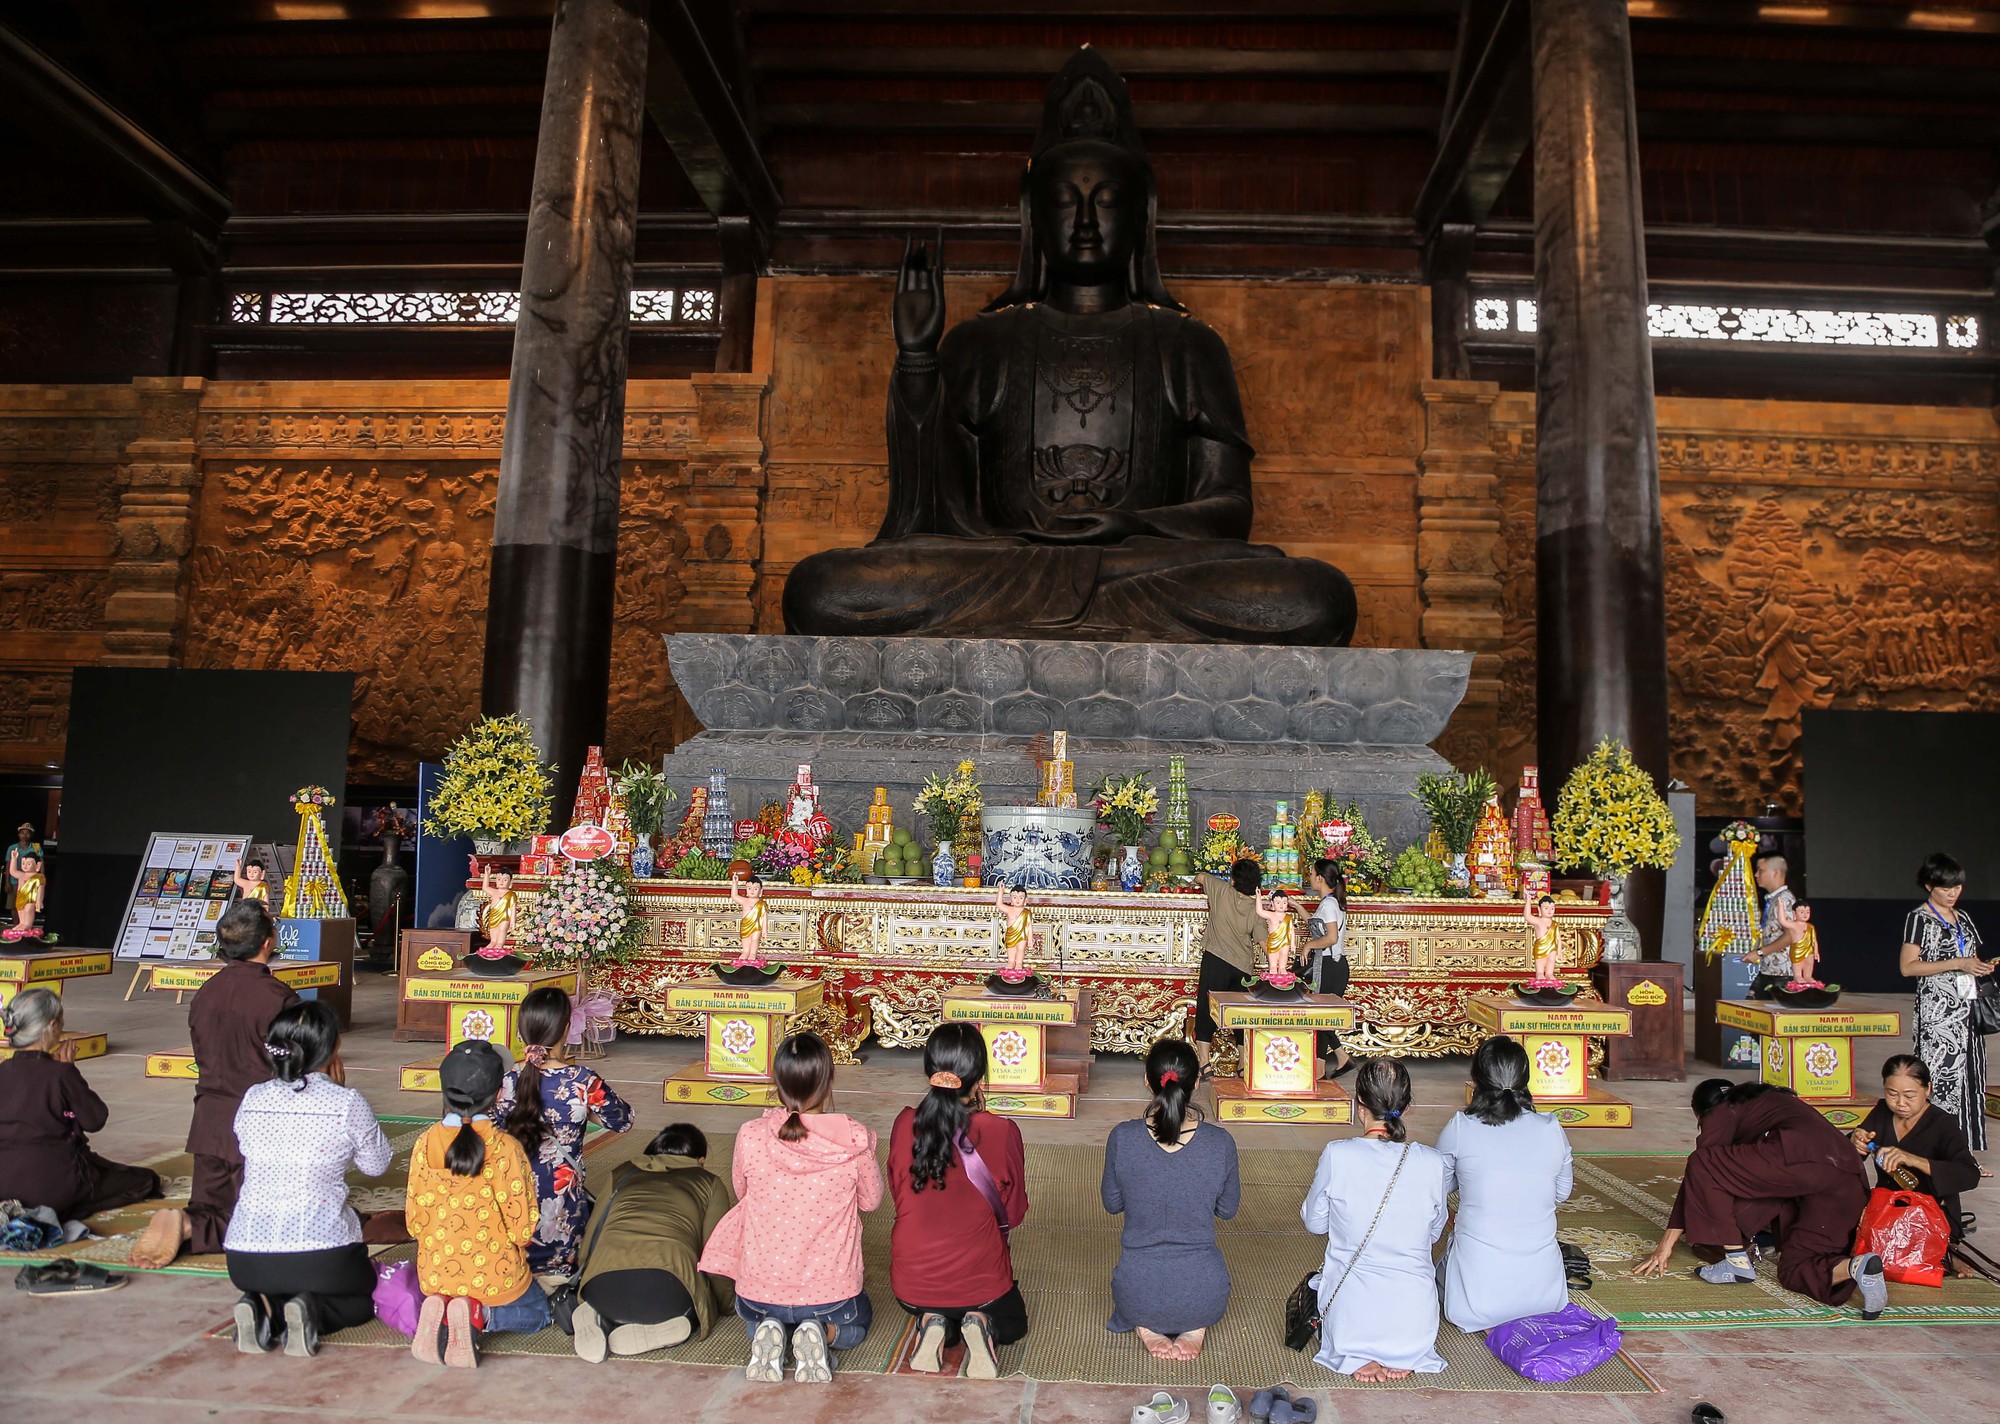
[746, 1317, 787, 1383]
[792, 1317, 833, 1383]
[1134, 1392, 1191, 1424]
[572, 1301, 607, 1363]
[1208, 1384, 1241, 1424]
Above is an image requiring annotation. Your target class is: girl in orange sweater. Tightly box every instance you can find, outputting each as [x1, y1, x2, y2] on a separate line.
[405, 1041, 545, 1367]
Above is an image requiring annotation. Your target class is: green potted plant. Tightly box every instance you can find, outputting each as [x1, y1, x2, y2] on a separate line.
[616, 760, 676, 878]
[1412, 767, 1496, 890]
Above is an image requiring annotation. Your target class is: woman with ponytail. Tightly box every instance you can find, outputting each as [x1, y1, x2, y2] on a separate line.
[1101, 1038, 1240, 1360]
[405, 1041, 547, 1368]
[1437, 1033, 1574, 1332]
[496, 986, 634, 1276]
[699, 1031, 882, 1384]
[1301, 1057, 1447, 1381]
[225, 1002, 389, 1356]
[888, 1022, 1029, 1378]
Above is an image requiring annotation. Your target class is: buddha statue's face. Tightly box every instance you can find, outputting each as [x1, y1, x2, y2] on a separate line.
[1030, 139, 1146, 292]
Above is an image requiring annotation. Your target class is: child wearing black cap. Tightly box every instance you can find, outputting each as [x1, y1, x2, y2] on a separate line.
[404, 1040, 547, 1367]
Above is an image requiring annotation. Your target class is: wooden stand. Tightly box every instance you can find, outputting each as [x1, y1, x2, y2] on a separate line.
[1466, 994, 1635, 1127]
[1209, 991, 1356, 1125]
[940, 985, 1085, 1119]
[398, 965, 583, 1091]
[0, 951, 113, 1062]
[1716, 1000, 1901, 1128]
[142, 959, 345, 1078]
[663, 977, 825, 1108]
[1596, 961, 1686, 1081]
[395, 930, 473, 1041]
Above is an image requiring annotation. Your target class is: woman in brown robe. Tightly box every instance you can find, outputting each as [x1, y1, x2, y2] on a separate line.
[1636, 1079, 1883, 1316]
[0, 988, 160, 1219]
[1852, 1054, 1981, 1272]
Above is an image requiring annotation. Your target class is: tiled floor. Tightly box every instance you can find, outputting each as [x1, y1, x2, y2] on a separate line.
[3, 968, 1992, 1423]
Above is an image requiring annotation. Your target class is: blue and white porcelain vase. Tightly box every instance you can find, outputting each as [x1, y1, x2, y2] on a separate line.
[1119, 845, 1145, 891]
[931, 841, 956, 887]
[629, 835, 655, 880]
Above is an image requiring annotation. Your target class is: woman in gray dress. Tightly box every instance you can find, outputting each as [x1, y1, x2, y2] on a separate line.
[1101, 1038, 1241, 1361]
[1901, 853, 1991, 1150]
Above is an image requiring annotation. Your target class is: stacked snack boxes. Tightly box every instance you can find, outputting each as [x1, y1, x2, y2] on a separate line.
[1469, 793, 1519, 897]
[861, 787, 895, 873]
[1038, 731, 1077, 809]
[1164, 755, 1193, 842]
[1511, 764, 1554, 864]
[702, 768, 734, 856]
[1265, 801, 1299, 888]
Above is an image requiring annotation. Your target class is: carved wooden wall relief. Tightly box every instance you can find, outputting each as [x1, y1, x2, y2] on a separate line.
[1473, 391, 2000, 815]
[0, 386, 135, 770]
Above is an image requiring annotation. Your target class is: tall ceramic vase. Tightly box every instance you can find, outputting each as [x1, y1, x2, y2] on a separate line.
[1119, 845, 1145, 891]
[931, 840, 956, 887]
[368, 834, 409, 962]
[1447, 852, 1471, 890]
[1600, 873, 1641, 962]
[630, 833, 655, 880]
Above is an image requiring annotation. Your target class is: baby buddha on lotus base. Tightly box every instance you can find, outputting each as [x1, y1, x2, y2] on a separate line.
[984, 884, 1043, 997]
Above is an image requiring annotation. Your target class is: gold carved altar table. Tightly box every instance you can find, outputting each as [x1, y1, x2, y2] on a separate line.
[511, 879, 1606, 1062]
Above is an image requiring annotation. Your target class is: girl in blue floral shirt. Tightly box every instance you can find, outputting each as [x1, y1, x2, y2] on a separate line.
[497, 986, 635, 1276]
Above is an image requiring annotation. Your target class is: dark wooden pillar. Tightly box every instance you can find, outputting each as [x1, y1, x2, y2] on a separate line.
[1530, 0, 1670, 956]
[482, 0, 649, 824]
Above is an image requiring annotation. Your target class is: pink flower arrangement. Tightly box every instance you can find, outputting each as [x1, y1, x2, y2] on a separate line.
[518, 859, 644, 970]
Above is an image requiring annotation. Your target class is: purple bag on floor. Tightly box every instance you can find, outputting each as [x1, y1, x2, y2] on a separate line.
[372, 1260, 423, 1336]
[1485, 1302, 1622, 1382]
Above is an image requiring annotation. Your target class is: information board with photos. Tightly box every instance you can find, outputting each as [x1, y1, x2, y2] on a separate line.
[114, 833, 253, 960]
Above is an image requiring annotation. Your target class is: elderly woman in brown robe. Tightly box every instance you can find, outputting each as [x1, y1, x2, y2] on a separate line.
[0, 988, 160, 1220]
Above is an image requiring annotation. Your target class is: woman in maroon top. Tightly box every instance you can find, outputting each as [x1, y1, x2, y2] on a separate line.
[887, 1022, 1029, 1378]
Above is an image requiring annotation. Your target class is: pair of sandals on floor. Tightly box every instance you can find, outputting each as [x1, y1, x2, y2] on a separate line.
[1133, 1383, 1318, 1424]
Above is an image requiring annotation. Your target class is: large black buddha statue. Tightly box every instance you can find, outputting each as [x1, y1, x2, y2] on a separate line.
[782, 49, 1357, 646]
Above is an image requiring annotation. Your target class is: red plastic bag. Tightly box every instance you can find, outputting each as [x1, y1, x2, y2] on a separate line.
[1855, 1187, 1951, 1288]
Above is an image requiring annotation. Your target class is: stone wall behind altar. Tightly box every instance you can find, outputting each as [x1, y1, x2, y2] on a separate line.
[750, 276, 1428, 650]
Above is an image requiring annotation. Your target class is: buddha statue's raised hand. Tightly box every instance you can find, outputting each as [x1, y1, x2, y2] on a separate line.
[892, 235, 946, 356]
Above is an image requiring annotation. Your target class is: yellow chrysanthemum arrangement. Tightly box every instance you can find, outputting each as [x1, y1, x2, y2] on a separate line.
[423, 713, 556, 845]
[1550, 738, 1680, 877]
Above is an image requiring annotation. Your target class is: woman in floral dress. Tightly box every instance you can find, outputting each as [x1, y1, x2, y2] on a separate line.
[498, 986, 635, 1276]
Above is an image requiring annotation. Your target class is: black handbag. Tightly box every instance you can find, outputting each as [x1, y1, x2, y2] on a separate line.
[1973, 969, 2000, 1035]
[1283, 1269, 1321, 1352]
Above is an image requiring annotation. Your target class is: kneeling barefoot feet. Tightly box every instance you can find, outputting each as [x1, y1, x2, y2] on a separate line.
[1352, 1361, 1411, 1384]
[130, 1208, 189, 1269]
[1173, 1328, 1207, 1360]
[1136, 1327, 1178, 1360]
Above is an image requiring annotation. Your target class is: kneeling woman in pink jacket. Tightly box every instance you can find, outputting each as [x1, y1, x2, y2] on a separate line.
[699, 1031, 884, 1384]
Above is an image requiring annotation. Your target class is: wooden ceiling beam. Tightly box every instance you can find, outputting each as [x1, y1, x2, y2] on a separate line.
[751, 45, 1452, 78]
[645, 0, 781, 253]
[1633, 53, 2000, 102]
[757, 99, 1442, 134]
[0, 22, 230, 233]
[1413, 0, 1530, 241]
[744, 0, 1454, 13]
